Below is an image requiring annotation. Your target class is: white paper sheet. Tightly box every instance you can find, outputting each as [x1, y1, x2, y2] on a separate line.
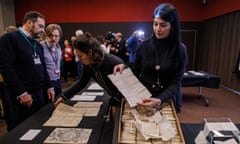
[81, 91, 104, 96]
[71, 95, 96, 101]
[19, 129, 41, 141]
[87, 83, 103, 90]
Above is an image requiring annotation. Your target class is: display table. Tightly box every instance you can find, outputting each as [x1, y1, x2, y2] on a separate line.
[0, 84, 111, 144]
[182, 71, 221, 106]
[1, 100, 238, 144]
[0, 78, 227, 144]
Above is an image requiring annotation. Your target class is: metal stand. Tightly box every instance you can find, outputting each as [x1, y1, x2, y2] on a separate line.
[197, 86, 209, 106]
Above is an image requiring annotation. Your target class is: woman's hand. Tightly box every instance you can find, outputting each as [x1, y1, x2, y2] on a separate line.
[113, 64, 125, 75]
[54, 97, 64, 107]
[137, 97, 161, 108]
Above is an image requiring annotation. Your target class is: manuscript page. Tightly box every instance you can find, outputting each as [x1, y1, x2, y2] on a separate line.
[108, 68, 151, 107]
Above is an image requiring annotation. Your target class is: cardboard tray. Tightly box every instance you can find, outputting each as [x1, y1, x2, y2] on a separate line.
[113, 99, 185, 144]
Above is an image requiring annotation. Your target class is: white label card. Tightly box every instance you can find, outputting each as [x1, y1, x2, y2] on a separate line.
[19, 129, 41, 141]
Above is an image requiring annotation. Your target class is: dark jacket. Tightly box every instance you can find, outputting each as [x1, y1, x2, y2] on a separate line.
[0, 30, 52, 98]
[62, 53, 125, 105]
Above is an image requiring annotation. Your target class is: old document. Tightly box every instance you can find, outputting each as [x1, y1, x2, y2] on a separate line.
[73, 102, 103, 116]
[108, 68, 151, 107]
[44, 128, 92, 144]
[43, 103, 84, 127]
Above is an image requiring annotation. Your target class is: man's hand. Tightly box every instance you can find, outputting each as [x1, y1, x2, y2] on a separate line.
[47, 89, 55, 102]
[54, 97, 64, 107]
[19, 93, 33, 107]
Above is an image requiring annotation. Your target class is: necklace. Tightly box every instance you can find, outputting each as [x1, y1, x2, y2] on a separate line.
[153, 46, 162, 89]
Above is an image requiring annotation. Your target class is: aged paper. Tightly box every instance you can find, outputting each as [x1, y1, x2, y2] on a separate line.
[120, 120, 136, 143]
[74, 101, 103, 107]
[73, 106, 100, 117]
[43, 103, 83, 127]
[108, 68, 151, 107]
[119, 102, 179, 142]
[51, 103, 85, 117]
[73, 101, 102, 116]
[44, 128, 92, 144]
[43, 116, 83, 127]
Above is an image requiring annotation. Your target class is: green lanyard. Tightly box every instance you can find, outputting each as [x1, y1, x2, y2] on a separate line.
[18, 30, 37, 56]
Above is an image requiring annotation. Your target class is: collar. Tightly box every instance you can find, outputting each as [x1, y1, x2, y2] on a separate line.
[45, 40, 60, 50]
[18, 27, 31, 38]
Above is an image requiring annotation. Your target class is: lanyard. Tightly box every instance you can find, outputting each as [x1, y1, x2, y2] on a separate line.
[45, 41, 59, 66]
[18, 30, 37, 56]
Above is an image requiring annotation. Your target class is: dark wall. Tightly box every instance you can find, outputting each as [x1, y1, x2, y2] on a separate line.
[59, 22, 153, 41]
[199, 11, 240, 91]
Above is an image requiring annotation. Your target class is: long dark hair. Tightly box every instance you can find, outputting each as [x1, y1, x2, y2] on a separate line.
[151, 3, 183, 70]
[153, 3, 181, 46]
[73, 33, 104, 64]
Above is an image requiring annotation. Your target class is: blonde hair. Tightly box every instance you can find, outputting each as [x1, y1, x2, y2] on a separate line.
[5, 25, 17, 33]
[45, 24, 63, 38]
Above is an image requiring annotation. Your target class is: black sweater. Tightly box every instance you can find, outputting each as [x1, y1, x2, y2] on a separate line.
[133, 35, 188, 104]
[62, 53, 125, 104]
[0, 30, 51, 97]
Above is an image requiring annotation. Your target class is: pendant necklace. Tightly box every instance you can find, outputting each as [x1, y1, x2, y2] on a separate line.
[154, 47, 161, 87]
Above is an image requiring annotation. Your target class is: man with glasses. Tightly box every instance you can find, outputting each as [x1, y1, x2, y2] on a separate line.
[41, 24, 63, 99]
[0, 11, 54, 131]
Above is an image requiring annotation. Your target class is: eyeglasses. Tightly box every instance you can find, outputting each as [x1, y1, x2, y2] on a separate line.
[49, 34, 60, 38]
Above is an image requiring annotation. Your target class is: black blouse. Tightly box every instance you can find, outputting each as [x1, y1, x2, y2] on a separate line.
[133, 35, 188, 105]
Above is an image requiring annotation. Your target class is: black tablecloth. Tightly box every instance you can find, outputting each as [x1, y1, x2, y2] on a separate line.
[0, 76, 232, 144]
[0, 88, 111, 144]
[182, 71, 220, 88]
[1, 103, 239, 144]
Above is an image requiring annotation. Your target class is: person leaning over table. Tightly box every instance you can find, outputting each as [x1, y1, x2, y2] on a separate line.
[133, 3, 188, 113]
[0, 11, 55, 131]
[54, 33, 126, 117]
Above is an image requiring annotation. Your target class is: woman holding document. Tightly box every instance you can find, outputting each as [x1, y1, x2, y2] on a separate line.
[55, 33, 126, 107]
[133, 3, 188, 112]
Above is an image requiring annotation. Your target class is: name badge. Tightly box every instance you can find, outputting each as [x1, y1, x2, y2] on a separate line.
[33, 55, 41, 64]
[55, 69, 60, 74]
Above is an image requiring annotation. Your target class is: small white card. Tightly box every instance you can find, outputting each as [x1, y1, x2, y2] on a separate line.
[71, 95, 96, 101]
[81, 92, 104, 96]
[19, 129, 41, 141]
[87, 83, 103, 90]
